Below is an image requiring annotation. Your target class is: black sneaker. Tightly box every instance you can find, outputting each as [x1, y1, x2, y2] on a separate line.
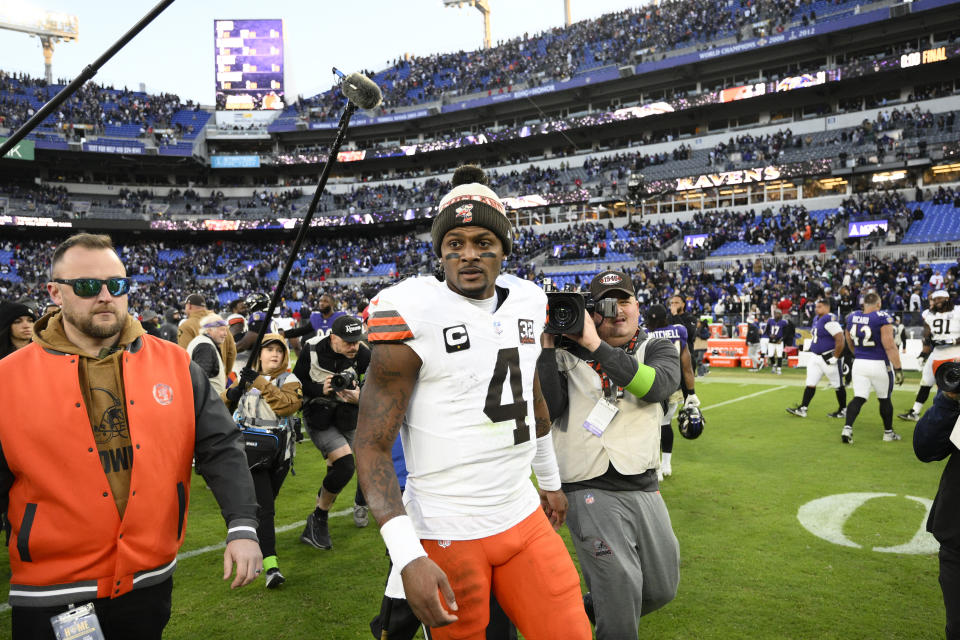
[265, 568, 286, 589]
[826, 408, 846, 419]
[300, 511, 332, 549]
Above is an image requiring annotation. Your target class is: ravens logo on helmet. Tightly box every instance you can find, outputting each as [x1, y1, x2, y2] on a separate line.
[245, 292, 270, 313]
[677, 405, 704, 440]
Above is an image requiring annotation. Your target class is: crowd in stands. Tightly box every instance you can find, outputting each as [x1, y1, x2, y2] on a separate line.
[924, 184, 960, 205]
[0, 183, 71, 212]
[0, 70, 199, 136]
[709, 129, 801, 167]
[5, 233, 959, 341]
[293, 0, 870, 114]
[679, 203, 843, 260]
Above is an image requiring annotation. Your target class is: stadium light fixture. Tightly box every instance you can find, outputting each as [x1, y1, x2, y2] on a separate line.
[0, 3, 78, 83]
[443, 0, 491, 49]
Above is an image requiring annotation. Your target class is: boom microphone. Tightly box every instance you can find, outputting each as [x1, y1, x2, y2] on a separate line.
[241, 72, 375, 380]
[341, 72, 383, 110]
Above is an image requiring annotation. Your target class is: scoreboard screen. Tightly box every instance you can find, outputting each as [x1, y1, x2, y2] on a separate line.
[214, 19, 284, 111]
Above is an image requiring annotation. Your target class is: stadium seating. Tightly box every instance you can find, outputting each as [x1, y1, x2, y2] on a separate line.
[902, 203, 960, 243]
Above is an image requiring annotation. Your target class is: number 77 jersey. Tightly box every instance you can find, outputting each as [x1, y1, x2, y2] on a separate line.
[846, 309, 894, 361]
[366, 274, 547, 540]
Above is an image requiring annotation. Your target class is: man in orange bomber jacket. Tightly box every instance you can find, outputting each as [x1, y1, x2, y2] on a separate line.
[0, 233, 262, 640]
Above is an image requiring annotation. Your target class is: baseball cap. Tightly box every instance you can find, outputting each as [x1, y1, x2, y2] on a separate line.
[261, 334, 286, 349]
[141, 309, 159, 322]
[931, 289, 950, 299]
[183, 293, 206, 307]
[589, 270, 635, 299]
[332, 315, 364, 342]
[645, 304, 668, 325]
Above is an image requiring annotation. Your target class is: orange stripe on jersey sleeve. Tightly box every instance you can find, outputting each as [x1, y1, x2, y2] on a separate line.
[368, 316, 407, 327]
[367, 310, 414, 342]
[368, 329, 415, 342]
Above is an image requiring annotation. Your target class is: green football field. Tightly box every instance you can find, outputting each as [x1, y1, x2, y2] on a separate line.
[0, 368, 949, 639]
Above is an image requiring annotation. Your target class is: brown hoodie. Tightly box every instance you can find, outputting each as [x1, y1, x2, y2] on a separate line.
[33, 311, 146, 518]
[222, 334, 302, 419]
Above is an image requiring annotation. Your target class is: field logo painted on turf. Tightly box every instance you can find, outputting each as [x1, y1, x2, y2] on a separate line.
[797, 492, 937, 554]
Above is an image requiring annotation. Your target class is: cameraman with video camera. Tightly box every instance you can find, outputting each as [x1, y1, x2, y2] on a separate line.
[537, 270, 681, 639]
[914, 361, 960, 639]
[293, 315, 370, 550]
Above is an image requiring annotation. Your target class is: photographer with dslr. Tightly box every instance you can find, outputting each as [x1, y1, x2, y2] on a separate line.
[293, 315, 370, 549]
[914, 361, 960, 639]
[537, 270, 681, 639]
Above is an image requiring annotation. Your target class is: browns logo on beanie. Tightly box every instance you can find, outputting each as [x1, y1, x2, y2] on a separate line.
[431, 165, 513, 257]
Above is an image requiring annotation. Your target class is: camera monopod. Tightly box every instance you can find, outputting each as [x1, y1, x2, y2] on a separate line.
[239, 71, 383, 382]
[0, 0, 176, 158]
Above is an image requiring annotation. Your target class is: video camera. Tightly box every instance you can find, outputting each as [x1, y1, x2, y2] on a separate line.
[545, 292, 618, 335]
[935, 361, 960, 393]
[330, 370, 358, 392]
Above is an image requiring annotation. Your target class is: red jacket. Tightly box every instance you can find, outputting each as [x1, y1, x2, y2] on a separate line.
[1, 337, 204, 606]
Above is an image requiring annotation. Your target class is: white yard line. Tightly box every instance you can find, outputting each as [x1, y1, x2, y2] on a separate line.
[700, 385, 788, 411]
[0, 507, 355, 614]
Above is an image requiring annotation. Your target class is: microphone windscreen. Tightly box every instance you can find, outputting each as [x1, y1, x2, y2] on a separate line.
[342, 73, 383, 110]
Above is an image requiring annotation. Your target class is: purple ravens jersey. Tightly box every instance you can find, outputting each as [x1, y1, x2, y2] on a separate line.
[310, 310, 345, 336]
[810, 312, 843, 355]
[764, 318, 787, 343]
[846, 310, 894, 361]
[647, 323, 688, 352]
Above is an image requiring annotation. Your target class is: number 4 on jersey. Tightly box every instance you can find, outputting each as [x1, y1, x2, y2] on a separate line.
[483, 347, 530, 445]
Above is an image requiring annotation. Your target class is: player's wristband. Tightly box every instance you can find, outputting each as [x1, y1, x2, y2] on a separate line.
[532, 434, 561, 491]
[380, 515, 427, 573]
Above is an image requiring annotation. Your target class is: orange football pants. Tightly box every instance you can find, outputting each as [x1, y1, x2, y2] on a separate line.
[422, 508, 591, 640]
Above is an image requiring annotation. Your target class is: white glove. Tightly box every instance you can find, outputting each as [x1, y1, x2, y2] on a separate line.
[685, 393, 700, 407]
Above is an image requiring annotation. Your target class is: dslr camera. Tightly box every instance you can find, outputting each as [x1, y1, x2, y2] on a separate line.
[546, 292, 619, 335]
[935, 360, 960, 393]
[330, 370, 358, 392]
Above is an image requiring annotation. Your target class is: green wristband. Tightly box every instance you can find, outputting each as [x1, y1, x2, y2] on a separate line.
[624, 363, 656, 398]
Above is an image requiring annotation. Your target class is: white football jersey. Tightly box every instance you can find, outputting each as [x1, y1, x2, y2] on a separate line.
[922, 307, 960, 347]
[368, 274, 547, 540]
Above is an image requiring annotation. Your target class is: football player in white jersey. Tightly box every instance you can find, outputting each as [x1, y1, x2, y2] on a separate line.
[355, 166, 591, 640]
[899, 289, 960, 421]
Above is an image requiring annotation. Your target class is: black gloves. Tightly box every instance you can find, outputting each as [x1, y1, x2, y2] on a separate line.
[239, 367, 259, 387]
[227, 368, 259, 406]
[225, 384, 244, 404]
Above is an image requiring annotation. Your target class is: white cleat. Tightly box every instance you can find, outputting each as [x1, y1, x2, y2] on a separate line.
[841, 425, 853, 444]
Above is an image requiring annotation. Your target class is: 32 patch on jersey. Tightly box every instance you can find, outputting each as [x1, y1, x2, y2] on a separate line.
[443, 325, 471, 353]
[518, 319, 536, 344]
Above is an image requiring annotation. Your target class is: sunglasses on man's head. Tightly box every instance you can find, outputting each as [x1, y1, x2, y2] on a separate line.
[53, 277, 132, 298]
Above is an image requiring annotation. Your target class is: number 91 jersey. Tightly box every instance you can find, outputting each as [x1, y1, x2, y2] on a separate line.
[922, 307, 960, 348]
[367, 274, 546, 540]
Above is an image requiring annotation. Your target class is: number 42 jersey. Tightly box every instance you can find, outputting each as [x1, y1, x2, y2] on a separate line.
[367, 274, 547, 540]
[846, 309, 894, 360]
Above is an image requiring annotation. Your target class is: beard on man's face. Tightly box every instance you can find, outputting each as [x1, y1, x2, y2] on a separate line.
[63, 303, 126, 340]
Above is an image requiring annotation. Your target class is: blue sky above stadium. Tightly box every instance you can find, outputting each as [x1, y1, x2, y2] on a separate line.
[0, 0, 641, 105]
